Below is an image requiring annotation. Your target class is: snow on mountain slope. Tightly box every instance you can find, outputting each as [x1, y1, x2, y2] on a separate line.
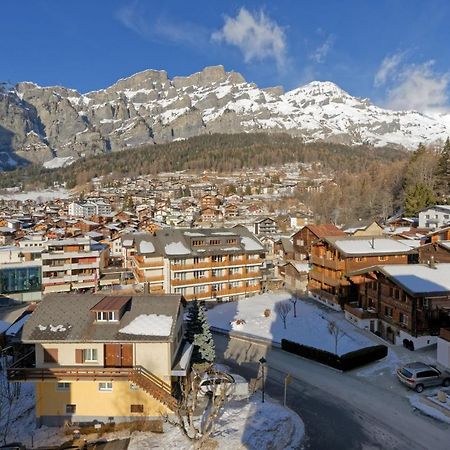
[2, 65, 450, 169]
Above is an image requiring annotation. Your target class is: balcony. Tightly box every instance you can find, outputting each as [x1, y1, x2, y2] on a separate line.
[133, 256, 164, 268]
[171, 256, 263, 271]
[309, 269, 341, 287]
[310, 254, 344, 271]
[183, 284, 260, 301]
[171, 271, 262, 287]
[344, 303, 378, 320]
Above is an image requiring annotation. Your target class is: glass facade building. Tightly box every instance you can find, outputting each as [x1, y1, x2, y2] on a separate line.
[0, 266, 42, 294]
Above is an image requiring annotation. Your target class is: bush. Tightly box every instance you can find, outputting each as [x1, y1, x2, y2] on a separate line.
[281, 339, 388, 371]
[281, 339, 341, 369]
[339, 345, 388, 371]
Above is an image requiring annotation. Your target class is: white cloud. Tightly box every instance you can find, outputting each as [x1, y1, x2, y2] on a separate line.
[374, 53, 450, 113]
[386, 62, 449, 112]
[374, 52, 405, 87]
[212, 8, 287, 70]
[116, 2, 207, 48]
[310, 35, 335, 63]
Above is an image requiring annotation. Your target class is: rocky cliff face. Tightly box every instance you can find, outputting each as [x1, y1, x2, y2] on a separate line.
[1, 65, 450, 170]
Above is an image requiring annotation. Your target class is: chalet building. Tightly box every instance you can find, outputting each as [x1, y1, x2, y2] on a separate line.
[349, 264, 450, 349]
[418, 205, 450, 229]
[344, 221, 383, 237]
[284, 261, 309, 292]
[7, 294, 188, 426]
[274, 237, 294, 261]
[41, 238, 109, 294]
[292, 224, 345, 261]
[125, 226, 265, 301]
[417, 241, 450, 264]
[224, 203, 239, 218]
[200, 207, 222, 222]
[425, 225, 450, 243]
[200, 194, 220, 209]
[309, 237, 413, 310]
[254, 217, 277, 235]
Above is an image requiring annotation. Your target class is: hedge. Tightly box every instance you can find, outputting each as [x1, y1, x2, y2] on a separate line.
[281, 339, 388, 371]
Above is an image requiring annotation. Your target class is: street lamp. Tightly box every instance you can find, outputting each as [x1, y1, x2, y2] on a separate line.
[259, 356, 267, 403]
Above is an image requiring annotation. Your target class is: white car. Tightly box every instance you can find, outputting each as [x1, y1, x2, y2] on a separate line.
[199, 372, 248, 397]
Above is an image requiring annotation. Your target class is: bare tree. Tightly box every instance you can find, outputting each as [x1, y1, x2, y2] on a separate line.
[289, 296, 299, 318]
[327, 320, 346, 354]
[164, 369, 230, 449]
[275, 301, 292, 330]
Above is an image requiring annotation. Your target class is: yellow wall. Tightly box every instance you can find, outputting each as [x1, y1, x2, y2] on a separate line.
[35, 380, 169, 419]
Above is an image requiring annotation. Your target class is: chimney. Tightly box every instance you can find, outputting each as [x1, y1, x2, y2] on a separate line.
[429, 256, 437, 269]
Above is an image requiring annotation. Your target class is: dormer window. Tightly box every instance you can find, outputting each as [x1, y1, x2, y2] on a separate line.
[96, 311, 117, 322]
[91, 296, 130, 323]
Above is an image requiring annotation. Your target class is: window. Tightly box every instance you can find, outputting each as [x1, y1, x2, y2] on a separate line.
[192, 240, 204, 247]
[130, 404, 144, 413]
[193, 257, 206, 264]
[43, 348, 58, 363]
[56, 382, 70, 391]
[226, 239, 237, 244]
[394, 289, 400, 300]
[378, 256, 387, 261]
[172, 259, 185, 266]
[297, 239, 304, 246]
[210, 239, 221, 245]
[174, 272, 187, 280]
[194, 270, 206, 279]
[399, 313, 408, 325]
[193, 285, 206, 294]
[99, 382, 113, 391]
[384, 306, 393, 317]
[355, 257, 364, 262]
[83, 348, 98, 362]
[212, 255, 223, 263]
[66, 404, 76, 414]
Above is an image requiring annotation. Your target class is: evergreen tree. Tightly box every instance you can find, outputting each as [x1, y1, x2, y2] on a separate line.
[435, 137, 450, 201]
[184, 301, 215, 365]
[404, 183, 436, 216]
[194, 306, 215, 364]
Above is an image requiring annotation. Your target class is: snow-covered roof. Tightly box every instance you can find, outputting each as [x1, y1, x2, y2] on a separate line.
[139, 240, 155, 254]
[241, 236, 264, 251]
[164, 241, 191, 255]
[119, 314, 173, 336]
[381, 263, 450, 296]
[332, 238, 412, 256]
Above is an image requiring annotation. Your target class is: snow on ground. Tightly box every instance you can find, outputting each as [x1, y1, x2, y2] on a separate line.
[119, 314, 173, 336]
[128, 393, 304, 450]
[207, 291, 377, 355]
[409, 389, 450, 424]
[0, 188, 71, 202]
[42, 156, 76, 169]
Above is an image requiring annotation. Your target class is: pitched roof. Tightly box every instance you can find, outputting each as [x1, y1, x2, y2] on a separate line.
[306, 224, 346, 238]
[322, 236, 413, 256]
[22, 294, 182, 343]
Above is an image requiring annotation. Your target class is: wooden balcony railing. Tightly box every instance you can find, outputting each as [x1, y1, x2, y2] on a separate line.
[344, 303, 378, 320]
[171, 271, 262, 286]
[171, 257, 263, 271]
[133, 256, 164, 268]
[310, 254, 344, 271]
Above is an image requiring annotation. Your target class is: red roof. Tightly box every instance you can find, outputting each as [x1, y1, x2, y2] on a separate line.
[306, 224, 346, 239]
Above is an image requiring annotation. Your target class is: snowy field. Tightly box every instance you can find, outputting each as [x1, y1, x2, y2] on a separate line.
[0, 188, 71, 202]
[207, 291, 378, 355]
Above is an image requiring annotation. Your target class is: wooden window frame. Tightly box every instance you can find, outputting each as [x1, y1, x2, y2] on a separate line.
[130, 404, 144, 413]
[43, 348, 58, 363]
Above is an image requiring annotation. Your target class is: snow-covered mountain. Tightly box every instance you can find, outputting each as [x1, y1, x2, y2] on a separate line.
[1, 65, 450, 170]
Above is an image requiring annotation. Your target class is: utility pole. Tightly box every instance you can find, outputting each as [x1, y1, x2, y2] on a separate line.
[259, 356, 267, 403]
[284, 373, 292, 407]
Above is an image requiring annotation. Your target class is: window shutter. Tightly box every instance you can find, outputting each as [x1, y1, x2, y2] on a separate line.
[75, 349, 83, 364]
[43, 348, 58, 363]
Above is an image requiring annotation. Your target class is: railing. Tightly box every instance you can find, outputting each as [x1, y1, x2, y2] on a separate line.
[171, 271, 262, 286]
[309, 288, 340, 305]
[171, 257, 263, 271]
[310, 254, 344, 271]
[344, 303, 378, 320]
[130, 366, 178, 411]
[133, 256, 164, 268]
[309, 270, 341, 287]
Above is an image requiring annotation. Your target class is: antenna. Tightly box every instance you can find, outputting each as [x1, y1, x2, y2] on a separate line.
[369, 237, 375, 249]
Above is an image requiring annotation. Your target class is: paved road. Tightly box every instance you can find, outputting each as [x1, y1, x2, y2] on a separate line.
[213, 332, 450, 450]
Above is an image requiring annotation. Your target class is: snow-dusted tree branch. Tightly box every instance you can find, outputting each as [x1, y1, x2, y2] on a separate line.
[327, 320, 346, 354]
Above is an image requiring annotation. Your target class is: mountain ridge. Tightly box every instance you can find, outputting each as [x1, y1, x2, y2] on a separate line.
[1, 65, 449, 171]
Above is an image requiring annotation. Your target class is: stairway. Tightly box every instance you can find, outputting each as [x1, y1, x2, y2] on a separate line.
[129, 367, 178, 411]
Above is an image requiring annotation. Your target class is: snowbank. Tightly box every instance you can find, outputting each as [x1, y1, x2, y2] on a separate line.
[119, 314, 173, 336]
[207, 291, 377, 355]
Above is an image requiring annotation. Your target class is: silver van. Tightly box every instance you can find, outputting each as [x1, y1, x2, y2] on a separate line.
[397, 362, 450, 393]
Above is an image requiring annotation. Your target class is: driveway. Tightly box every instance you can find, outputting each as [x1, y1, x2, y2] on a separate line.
[214, 332, 450, 450]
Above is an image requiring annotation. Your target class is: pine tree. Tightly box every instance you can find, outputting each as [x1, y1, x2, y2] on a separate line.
[404, 183, 436, 216]
[435, 137, 450, 201]
[184, 301, 215, 365]
[184, 300, 202, 343]
[194, 305, 215, 364]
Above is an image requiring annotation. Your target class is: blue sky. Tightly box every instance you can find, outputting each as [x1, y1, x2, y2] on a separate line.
[2, 0, 450, 112]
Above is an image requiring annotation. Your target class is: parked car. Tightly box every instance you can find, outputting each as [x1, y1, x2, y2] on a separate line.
[199, 372, 248, 397]
[396, 362, 450, 392]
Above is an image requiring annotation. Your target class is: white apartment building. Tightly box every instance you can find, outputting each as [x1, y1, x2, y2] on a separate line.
[68, 199, 112, 218]
[418, 205, 450, 229]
